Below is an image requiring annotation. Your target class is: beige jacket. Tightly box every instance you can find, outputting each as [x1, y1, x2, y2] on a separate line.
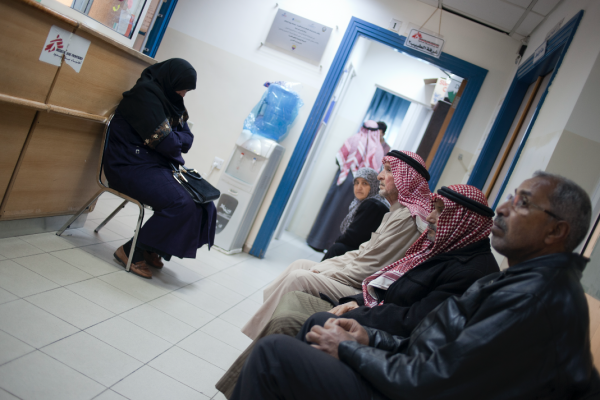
[313, 202, 423, 289]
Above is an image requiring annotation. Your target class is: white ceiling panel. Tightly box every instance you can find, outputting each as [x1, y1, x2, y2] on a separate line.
[532, 0, 561, 16]
[515, 11, 545, 35]
[418, 0, 440, 6]
[443, 0, 526, 31]
[504, 0, 533, 8]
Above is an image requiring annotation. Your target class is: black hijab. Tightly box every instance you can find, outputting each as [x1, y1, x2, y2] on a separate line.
[117, 58, 197, 144]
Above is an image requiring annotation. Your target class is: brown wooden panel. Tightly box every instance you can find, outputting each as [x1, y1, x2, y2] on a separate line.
[48, 29, 151, 117]
[2, 112, 103, 219]
[0, 104, 37, 203]
[0, 0, 74, 102]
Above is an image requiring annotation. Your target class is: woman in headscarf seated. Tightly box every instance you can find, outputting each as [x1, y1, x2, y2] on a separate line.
[322, 167, 390, 261]
[103, 58, 216, 279]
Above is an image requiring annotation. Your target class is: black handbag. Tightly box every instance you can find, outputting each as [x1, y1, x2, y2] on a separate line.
[170, 163, 220, 204]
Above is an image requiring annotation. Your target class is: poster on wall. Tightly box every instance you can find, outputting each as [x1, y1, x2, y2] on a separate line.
[405, 28, 444, 58]
[265, 9, 332, 65]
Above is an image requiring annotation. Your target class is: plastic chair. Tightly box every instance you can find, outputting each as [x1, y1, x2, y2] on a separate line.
[56, 114, 148, 273]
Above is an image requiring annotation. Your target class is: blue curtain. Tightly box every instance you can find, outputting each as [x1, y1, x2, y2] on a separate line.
[363, 88, 411, 141]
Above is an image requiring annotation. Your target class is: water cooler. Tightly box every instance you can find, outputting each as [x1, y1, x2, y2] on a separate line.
[213, 132, 284, 254]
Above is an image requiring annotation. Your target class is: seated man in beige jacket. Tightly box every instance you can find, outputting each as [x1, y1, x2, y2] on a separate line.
[241, 150, 431, 339]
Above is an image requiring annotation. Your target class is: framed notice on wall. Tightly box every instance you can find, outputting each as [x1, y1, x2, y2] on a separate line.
[265, 9, 332, 65]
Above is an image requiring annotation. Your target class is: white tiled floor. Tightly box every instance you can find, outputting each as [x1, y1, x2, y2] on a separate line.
[0, 193, 322, 399]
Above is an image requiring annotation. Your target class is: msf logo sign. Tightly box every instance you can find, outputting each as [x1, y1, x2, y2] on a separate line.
[44, 35, 64, 53]
[412, 32, 423, 40]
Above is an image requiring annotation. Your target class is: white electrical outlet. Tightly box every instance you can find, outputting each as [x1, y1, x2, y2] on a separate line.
[213, 157, 224, 169]
[389, 18, 402, 33]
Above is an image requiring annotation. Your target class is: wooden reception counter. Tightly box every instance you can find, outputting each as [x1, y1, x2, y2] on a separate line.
[0, 0, 155, 231]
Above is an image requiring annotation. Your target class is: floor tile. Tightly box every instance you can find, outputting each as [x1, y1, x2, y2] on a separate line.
[67, 278, 143, 314]
[20, 231, 98, 252]
[146, 268, 194, 292]
[80, 240, 123, 265]
[218, 305, 252, 329]
[0, 330, 35, 366]
[173, 257, 222, 278]
[248, 289, 264, 304]
[15, 253, 93, 286]
[112, 365, 208, 400]
[0, 288, 18, 305]
[92, 389, 128, 400]
[0, 351, 104, 400]
[206, 273, 261, 297]
[160, 262, 204, 285]
[85, 317, 171, 363]
[27, 288, 114, 329]
[51, 248, 120, 276]
[172, 284, 232, 316]
[42, 332, 142, 387]
[147, 294, 215, 329]
[0, 237, 45, 259]
[149, 346, 224, 398]
[121, 304, 196, 344]
[99, 271, 169, 302]
[233, 298, 262, 315]
[178, 331, 242, 370]
[0, 260, 59, 297]
[80, 218, 127, 242]
[185, 279, 244, 306]
[200, 318, 252, 352]
[0, 388, 19, 400]
[0, 300, 79, 348]
[212, 391, 228, 400]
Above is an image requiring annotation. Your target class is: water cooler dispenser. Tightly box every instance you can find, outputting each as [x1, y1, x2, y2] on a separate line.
[213, 133, 284, 254]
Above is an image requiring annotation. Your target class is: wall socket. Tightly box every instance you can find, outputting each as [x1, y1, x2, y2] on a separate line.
[213, 156, 224, 169]
[389, 18, 402, 33]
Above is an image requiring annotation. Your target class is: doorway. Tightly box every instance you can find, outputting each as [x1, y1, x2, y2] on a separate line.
[250, 17, 488, 258]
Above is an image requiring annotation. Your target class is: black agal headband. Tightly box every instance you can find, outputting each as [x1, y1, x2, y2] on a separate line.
[437, 186, 495, 217]
[363, 123, 380, 131]
[387, 150, 430, 181]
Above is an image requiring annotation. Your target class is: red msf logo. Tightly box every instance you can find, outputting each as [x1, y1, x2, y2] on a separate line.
[45, 35, 64, 52]
[412, 32, 422, 40]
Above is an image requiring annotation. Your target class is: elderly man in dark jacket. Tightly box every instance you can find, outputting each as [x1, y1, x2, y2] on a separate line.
[230, 172, 600, 400]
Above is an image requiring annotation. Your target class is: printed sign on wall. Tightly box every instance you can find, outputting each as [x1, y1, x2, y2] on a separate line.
[40, 25, 91, 73]
[405, 29, 445, 58]
[265, 9, 332, 65]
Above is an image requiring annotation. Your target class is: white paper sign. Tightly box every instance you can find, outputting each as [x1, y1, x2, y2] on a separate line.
[40, 25, 72, 67]
[533, 41, 546, 64]
[405, 29, 445, 58]
[40, 25, 90, 73]
[65, 34, 91, 73]
[265, 9, 332, 65]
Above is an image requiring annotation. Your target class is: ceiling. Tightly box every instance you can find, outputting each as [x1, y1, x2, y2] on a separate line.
[416, 0, 563, 39]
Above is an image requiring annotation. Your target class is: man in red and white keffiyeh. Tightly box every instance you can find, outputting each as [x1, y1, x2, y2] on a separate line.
[336, 120, 384, 185]
[363, 184, 495, 307]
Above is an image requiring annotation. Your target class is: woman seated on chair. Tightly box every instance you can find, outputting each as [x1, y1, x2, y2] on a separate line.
[322, 167, 389, 261]
[104, 58, 216, 279]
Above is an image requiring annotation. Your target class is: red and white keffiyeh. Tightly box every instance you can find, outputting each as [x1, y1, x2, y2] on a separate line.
[384, 151, 431, 224]
[336, 120, 384, 185]
[362, 184, 493, 307]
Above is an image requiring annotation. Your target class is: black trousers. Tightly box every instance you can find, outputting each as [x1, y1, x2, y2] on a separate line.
[230, 334, 375, 400]
[322, 242, 354, 261]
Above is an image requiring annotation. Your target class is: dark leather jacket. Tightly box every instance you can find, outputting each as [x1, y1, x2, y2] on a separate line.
[338, 253, 600, 399]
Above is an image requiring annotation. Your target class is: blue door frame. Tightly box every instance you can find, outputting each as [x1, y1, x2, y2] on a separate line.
[468, 11, 584, 208]
[143, 0, 178, 58]
[250, 17, 488, 258]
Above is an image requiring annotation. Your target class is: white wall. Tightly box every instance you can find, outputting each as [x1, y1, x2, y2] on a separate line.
[287, 40, 444, 238]
[157, 0, 520, 250]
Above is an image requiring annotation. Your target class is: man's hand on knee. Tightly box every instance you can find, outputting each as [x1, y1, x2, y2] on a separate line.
[306, 318, 357, 359]
[333, 318, 369, 345]
[330, 301, 359, 316]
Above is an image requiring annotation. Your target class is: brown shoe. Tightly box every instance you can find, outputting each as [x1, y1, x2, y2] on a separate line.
[114, 246, 153, 279]
[143, 251, 164, 269]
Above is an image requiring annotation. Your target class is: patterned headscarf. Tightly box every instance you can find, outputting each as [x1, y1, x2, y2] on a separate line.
[362, 184, 494, 307]
[384, 151, 431, 225]
[336, 120, 384, 185]
[340, 168, 390, 235]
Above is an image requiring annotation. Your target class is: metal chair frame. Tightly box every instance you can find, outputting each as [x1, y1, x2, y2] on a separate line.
[56, 114, 147, 273]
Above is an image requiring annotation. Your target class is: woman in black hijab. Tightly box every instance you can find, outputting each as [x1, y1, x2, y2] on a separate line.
[104, 58, 216, 279]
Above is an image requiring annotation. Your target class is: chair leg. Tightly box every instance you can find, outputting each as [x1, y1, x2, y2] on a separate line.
[126, 203, 145, 272]
[56, 189, 105, 236]
[95, 200, 128, 233]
